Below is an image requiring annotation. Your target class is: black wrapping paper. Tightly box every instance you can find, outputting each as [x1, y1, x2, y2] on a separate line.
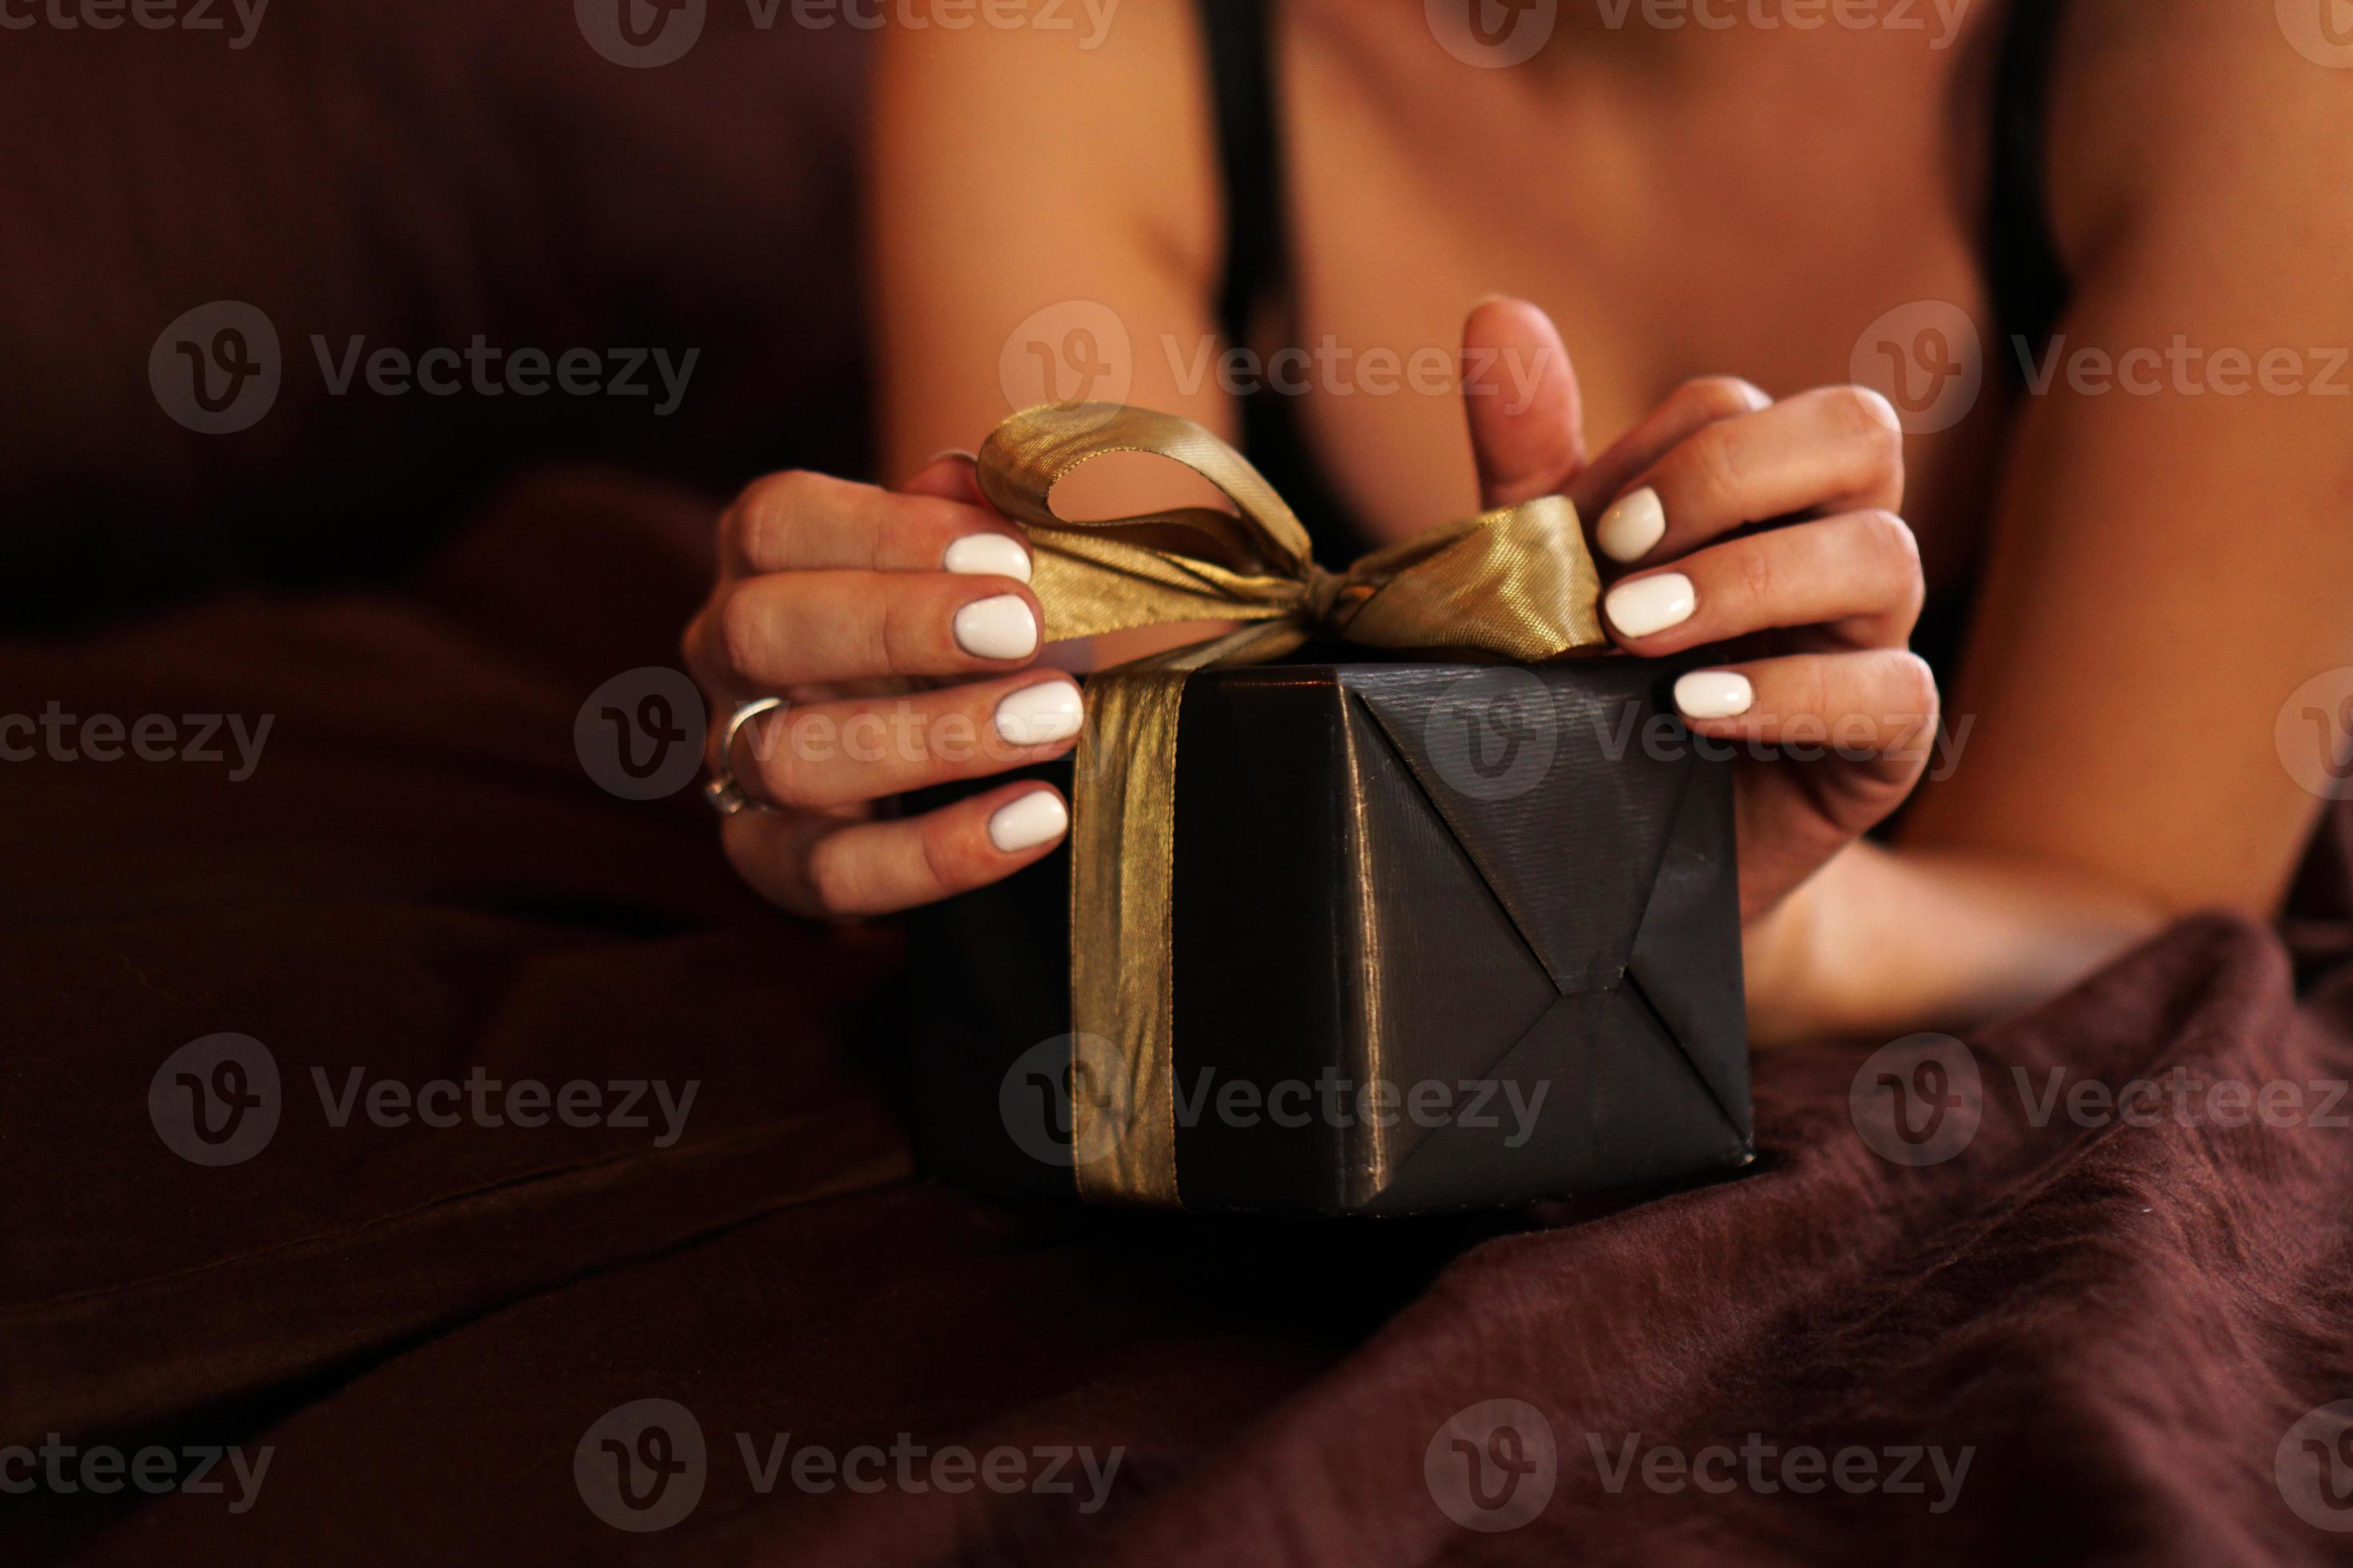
[894, 656, 1751, 1217]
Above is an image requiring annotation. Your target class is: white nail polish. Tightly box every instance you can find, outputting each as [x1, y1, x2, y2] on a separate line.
[954, 594, 1039, 660]
[994, 680, 1083, 746]
[1596, 486, 1667, 564]
[944, 534, 1033, 583]
[987, 790, 1068, 854]
[1674, 670, 1754, 720]
[1605, 572, 1697, 638]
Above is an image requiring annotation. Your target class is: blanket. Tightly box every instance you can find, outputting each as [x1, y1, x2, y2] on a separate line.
[9, 471, 2352, 1566]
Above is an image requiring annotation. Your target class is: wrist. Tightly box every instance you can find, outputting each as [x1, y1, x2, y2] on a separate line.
[1739, 848, 1847, 1047]
[1739, 839, 2175, 1047]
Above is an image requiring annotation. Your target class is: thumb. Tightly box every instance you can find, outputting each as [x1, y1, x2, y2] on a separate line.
[898, 448, 987, 505]
[1463, 296, 1585, 510]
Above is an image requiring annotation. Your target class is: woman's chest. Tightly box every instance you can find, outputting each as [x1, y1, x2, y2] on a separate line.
[1274, 26, 2012, 592]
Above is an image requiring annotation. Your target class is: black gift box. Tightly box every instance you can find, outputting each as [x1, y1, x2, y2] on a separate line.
[894, 656, 1751, 1217]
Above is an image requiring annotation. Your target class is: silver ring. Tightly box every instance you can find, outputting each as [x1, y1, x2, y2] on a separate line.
[703, 697, 784, 817]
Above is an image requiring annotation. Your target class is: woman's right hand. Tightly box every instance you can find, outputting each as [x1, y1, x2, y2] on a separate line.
[682, 453, 1082, 918]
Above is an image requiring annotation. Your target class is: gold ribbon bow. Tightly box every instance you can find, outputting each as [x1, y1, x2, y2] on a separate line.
[976, 402, 1611, 1206]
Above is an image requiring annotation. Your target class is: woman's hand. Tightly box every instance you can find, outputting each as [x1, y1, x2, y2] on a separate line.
[1463, 298, 1937, 924]
[681, 454, 1082, 918]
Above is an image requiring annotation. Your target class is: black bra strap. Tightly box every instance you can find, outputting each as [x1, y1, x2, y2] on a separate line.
[1195, 0, 1367, 556]
[1987, 0, 2072, 372]
[1199, 0, 1291, 362]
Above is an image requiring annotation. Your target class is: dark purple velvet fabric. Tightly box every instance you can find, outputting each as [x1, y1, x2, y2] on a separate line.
[8, 9, 2353, 1565]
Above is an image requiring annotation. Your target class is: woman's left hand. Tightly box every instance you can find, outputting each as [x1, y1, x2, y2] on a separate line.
[1463, 298, 1938, 923]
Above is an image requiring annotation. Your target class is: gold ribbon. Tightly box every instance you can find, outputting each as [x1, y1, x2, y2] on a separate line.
[976, 402, 1610, 1206]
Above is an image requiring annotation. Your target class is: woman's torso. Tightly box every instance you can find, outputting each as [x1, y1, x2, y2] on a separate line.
[888, 0, 2074, 1084]
[1203, 0, 2050, 603]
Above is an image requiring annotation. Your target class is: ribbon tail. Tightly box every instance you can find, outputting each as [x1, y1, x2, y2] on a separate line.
[1070, 670, 1187, 1206]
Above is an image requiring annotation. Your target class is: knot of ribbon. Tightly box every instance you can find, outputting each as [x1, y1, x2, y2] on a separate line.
[974, 402, 1611, 1206]
[977, 402, 1607, 673]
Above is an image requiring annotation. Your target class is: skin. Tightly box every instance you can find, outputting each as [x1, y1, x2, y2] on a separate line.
[686, 0, 2353, 1043]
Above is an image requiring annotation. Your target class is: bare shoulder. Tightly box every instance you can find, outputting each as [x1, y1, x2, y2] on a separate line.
[871, 2, 1221, 287]
[2051, 0, 2353, 264]
[867, 3, 1239, 474]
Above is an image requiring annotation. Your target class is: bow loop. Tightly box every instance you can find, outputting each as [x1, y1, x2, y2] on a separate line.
[977, 402, 1607, 666]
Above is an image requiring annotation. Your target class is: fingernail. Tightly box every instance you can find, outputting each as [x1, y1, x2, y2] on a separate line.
[994, 679, 1083, 746]
[1596, 486, 1667, 564]
[925, 448, 979, 467]
[987, 790, 1068, 854]
[954, 594, 1039, 660]
[1675, 670, 1754, 719]
[944, 534, 1034, 583]
[1604, 572, 1696, 638]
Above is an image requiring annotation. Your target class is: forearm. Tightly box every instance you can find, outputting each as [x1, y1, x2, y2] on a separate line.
[1743, 839, 2171, 1047]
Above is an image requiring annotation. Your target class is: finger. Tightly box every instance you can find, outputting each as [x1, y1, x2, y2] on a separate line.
[898, 449, 986, 504]
[1667, 649, 1941, 790]
[687, 570, 1044, 690]
[1599, 509, 1924, 654]
[722, 780, 1069, 918]
[1567, 375, 1773, 525]
[1669, 649, 1940, 918]
[1588, 385, 1905, 568]
[726, 674, 1084, 812]
[1464, 297, 1587, 510]
[720, 468, 1030, 581]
